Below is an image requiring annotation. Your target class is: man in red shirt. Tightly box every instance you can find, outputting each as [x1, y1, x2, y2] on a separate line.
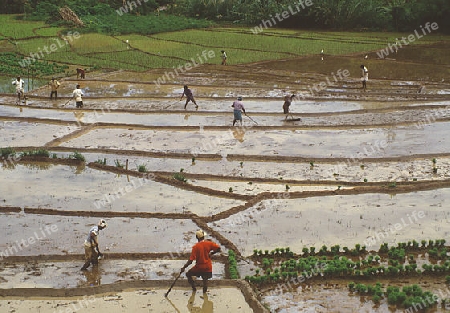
[181, 230, 221, 293]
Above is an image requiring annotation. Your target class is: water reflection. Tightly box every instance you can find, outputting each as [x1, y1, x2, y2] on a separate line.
[187, 292, 213, 313]
[232, 128, 245, 142]
[72, 163, 86, 175]
[80, 265, 101, 286]
[74, 111, 85, 124]
[1, 162, 53, 171]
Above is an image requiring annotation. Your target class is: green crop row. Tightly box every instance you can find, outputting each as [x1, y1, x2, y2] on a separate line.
[228, 250, 239, 279]
[349, 282, 442, 310]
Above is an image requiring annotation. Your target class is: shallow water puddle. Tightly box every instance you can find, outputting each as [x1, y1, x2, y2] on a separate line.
[209, 188, 450, 256]
[0, 120, 77, 146]
[0, 259, 224, 289]
[0, 163, 243, 215]
[262, 280, 450, 313]
[63, 122, 450, 157]
[0, 287, 253, 313]
[190, 180, 351, 195]
[0, 213, 205, 256]
[78, 153, 450, 184]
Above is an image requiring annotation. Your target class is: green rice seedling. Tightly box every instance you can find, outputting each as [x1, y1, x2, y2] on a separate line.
[173, 171, 187, 183]
[70, 151, 85, 162]
[137, 165, 147, 172]
[229, 187, 233, 192]
[114, 160, 124, 168]
[0, 147, 15, 158]
[22, 149, 49, 157]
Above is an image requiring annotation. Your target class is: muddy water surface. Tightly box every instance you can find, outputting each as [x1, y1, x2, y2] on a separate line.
[0, 163, 243, 215]
[210, 188, 450, 256]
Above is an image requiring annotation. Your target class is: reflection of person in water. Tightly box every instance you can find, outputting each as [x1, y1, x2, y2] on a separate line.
[81, 264, 101, 286]
[187, 292, 213, 313]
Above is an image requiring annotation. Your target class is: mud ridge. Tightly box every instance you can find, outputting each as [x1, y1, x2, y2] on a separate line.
[45, 124, 96, 147]
[14, 145, 450, 163]
[88, 163, 252, 201]
[22, 206, 197, 219]
[4, 114, 450, 130]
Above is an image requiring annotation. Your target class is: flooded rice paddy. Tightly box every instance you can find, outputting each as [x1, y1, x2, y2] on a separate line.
[1, 45, 450, 312]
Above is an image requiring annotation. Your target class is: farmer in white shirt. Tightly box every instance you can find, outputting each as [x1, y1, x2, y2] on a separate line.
[72, 84, 84, 108]
[360, 64, 369, 91]
[81, 219, 107, 271]
[12, 76, 25, 104]
[221, 50, 227, 65]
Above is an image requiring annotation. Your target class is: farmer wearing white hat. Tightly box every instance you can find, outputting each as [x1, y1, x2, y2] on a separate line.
[181, 230, 221, 293]
[81, 219, 107, 271]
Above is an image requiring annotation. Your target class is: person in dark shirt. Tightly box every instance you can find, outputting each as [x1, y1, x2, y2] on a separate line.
[180, 85, 198, 110]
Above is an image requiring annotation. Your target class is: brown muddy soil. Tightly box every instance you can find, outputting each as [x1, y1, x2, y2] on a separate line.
[0, 42, 449, 312]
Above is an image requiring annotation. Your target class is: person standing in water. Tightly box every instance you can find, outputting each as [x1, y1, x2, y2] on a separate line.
[232, 96, 245, 126]
[360, 64, 369, 91]
[180, 85, 198, 110]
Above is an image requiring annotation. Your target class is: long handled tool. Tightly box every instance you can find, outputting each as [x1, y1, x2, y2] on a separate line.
[245, 113, 258, 125]
[165, 271, 182, 297]
[63, 97, 72, 107]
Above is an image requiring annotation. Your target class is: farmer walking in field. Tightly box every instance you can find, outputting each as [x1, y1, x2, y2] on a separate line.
[283, 94, 298, 121]
[180, 230, 221, 293]
[76, 68, 85, 79]
[12, 76, 25, 104]
[48, 77, 61, 100]
[180, 85, 198, 110]
[232, 96, 245, 126]
[221, 50, 227, 65]
[360, 64, 369, 91]
[72, 84, 84, 108]
[81, 219, 107, 271]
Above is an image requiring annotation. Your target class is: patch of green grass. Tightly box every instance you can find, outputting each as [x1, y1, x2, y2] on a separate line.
[0, 15, 46, 39]
[33, 27, 65, 37]
[71, 33, 127, 54]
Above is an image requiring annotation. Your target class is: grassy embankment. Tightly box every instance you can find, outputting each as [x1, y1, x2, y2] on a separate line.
[0, 14, 449, 77]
